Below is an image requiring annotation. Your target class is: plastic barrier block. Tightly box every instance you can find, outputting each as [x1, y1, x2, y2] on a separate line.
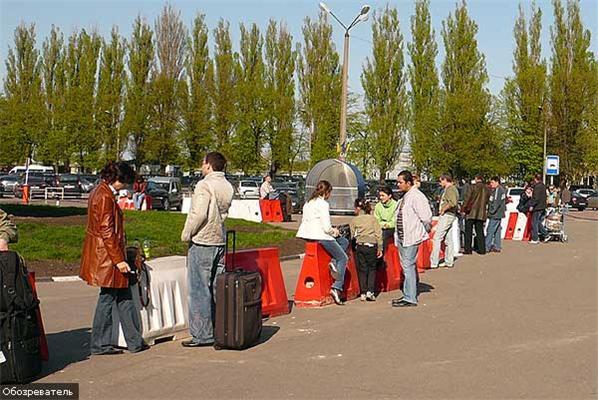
[115, 256, 190, 347]
[229, 199, 262, 222]
[376, 242, 403, 292]
[294, 242, 359, 308]
[500, 215, 509, 239]
[118, 198, 135, 210]
[504, 212, 519, 240]
[522, 212, 533, 241]
[225, 247, 290, 317]
[259, 199, 273, 222]
[180, 197, 191, 214]
[269, 200, 284, 222]
[27, 272, 49, 361]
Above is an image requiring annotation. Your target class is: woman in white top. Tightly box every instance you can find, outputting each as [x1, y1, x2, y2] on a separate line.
[296, 180, 348, 305]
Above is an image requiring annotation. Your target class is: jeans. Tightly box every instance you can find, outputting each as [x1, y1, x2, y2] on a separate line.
[319, 237, 349, 291]
[187, 243, 225, 344]
[355, 245, 378, 294]
[485, 218, 502, 251]
[90, 287, 144, 353]
[430, 213, 456, 267]
[397, 239, 419, 304]
[464, 219, 486, 254]
[531, 210, 547, 241]
[133, 193, 146, 210]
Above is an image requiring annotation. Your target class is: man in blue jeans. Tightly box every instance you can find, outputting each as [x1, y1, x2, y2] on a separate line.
[486, 176, 506, 252]
[392, 171, 432, 308]
[180, 152, 234, 347]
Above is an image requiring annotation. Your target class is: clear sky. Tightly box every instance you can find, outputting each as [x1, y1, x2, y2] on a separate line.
[0, 0, 596, 96]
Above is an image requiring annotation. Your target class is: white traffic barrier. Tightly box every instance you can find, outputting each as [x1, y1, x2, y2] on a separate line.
[115, 256, 190, 347]
[501, 215, 509, 239]
[451, 217, 460, 255]
[181, 197, 192, 214]
[228, 199, 262, 222]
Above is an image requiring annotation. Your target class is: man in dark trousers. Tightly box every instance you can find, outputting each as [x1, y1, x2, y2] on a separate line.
[529, 174, 548, 244]
[462, 175, 490, 255]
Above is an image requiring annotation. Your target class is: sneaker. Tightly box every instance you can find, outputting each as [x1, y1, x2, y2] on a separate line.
[360, 294, 366, 301]
[529, 240, 539, 244]
[330, 288, 344, 305]
[366, 291, 376, 302]
[430, 264, 439, 269]
[543, 235, 551, 243]
[329, 261, 339, 279]
[440, 262, 454, 268]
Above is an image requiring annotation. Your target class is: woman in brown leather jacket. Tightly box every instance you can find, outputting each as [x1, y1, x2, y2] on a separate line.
[80, 161, 147, 355]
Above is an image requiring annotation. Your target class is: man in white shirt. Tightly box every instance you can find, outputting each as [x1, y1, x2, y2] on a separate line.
[260, 175, 274, 199]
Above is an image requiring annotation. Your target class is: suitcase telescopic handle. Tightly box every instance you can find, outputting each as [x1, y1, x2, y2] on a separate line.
[225, 230, 236, 271]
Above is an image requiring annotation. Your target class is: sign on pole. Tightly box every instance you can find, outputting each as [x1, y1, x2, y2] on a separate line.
[546, 155, 559, 176]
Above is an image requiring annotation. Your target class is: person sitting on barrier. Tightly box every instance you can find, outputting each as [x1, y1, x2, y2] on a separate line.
[392, 170, 432, 308]
[181, 152, 234, 347]
[350, 198, 382, 302]
[374, 186, 397, 254]
[79, 161, 148, 355]
[0, 207, 18, 251]
[260, 175, 274, 200]
[296, 180, 348, 305]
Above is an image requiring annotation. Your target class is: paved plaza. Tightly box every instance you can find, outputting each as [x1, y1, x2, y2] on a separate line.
[33, 214, 597, 399]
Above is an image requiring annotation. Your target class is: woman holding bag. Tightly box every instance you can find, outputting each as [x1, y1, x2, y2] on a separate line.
[79, 161, 148, 355]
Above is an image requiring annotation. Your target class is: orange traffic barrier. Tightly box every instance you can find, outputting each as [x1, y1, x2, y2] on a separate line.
[269, 200, 284, 222]
[259, 199, 273, 222]
[22, 185, 30, 205]
[118, 197, 135, 210]
[294, 241, 359, 308]
[376, 242, 403, 292]
[416, 219, 441, 272]
[504, 212, 519, 240]
[27, 272, 49, 361]
[225, 247, 289, 317]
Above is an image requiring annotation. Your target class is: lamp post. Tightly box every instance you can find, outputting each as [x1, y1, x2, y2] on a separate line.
[319, 2, 370, 160]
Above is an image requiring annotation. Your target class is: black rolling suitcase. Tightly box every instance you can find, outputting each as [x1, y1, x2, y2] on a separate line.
[0, 251, 42, 383]
[214, 231, 262, 350]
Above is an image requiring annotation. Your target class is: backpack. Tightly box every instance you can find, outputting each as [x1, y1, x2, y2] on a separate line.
[0, 251, 42, 383]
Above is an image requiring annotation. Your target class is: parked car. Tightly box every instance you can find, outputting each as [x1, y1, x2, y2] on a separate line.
[80, 178, 95, 193]
[573, 188, 596, 198]
[0, 175, 19, 194]
[147, 177, 183, 211]
[586, 192, 598, 210]
[13, 175, 50, 198]
[238, 180, 260, 198]
[55, 174, 83, 197]
[0, 182, 3, 197]
[568, 191, 588, 211]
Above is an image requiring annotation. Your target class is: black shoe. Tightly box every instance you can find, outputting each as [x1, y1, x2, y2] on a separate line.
[392, 299, 417, 308]
[181, 340, 214, 348]
[130, 343, 150, 353]
[391, 297, 404, 305]
[463, 250, 472, 255]
[91, 348, 124, 356]
[330, 288, 344, 305]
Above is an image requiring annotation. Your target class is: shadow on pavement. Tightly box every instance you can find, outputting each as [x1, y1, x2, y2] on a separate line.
[256, 325, 280, 346]
[418, 281, 435, 294]
[39, 327, 91, 379]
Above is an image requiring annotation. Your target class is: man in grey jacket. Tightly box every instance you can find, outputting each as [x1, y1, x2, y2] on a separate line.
[181, 152, 234, 347]
[485, 176, 506, 253]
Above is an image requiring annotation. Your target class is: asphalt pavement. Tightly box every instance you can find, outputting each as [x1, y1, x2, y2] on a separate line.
[30, 213, 598, 399]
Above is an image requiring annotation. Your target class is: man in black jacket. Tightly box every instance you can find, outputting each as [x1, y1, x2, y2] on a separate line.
[528, 174, 548, 243]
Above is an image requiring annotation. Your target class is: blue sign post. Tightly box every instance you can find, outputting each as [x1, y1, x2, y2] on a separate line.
[546, 155, 559, 176]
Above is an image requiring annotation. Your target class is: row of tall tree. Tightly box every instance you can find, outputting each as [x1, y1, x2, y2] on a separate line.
[1, 0, 595, 180]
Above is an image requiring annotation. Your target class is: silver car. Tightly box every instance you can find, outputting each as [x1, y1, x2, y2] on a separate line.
[0, 175, 19, 195]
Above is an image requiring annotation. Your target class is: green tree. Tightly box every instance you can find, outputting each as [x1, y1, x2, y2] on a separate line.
[1, 23, 45, 166]
[501, 3, 546, 179]
[232, 23, 267, 174]
[39, 25, 68, 168]
[96, 26, 126, 164]
[123, 16, 155, 170]
[361, 5, 409, 179]
[147, 4, 187, 170]
[548, 0, 597, 180]
[264, 20, 296, 175]
[180, 14, 213, 171]
[211, 19, 238, 160]
[440, 1, 502, 177]
[408, 0, 441, 176]
[297, 13, 341, 165]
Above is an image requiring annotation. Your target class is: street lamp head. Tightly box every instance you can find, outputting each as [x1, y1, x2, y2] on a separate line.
[319, 2, 331, 14]
[359, 4, 371, 21]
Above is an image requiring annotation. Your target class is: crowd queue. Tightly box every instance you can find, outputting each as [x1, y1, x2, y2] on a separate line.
[0, 152, 558, 354]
